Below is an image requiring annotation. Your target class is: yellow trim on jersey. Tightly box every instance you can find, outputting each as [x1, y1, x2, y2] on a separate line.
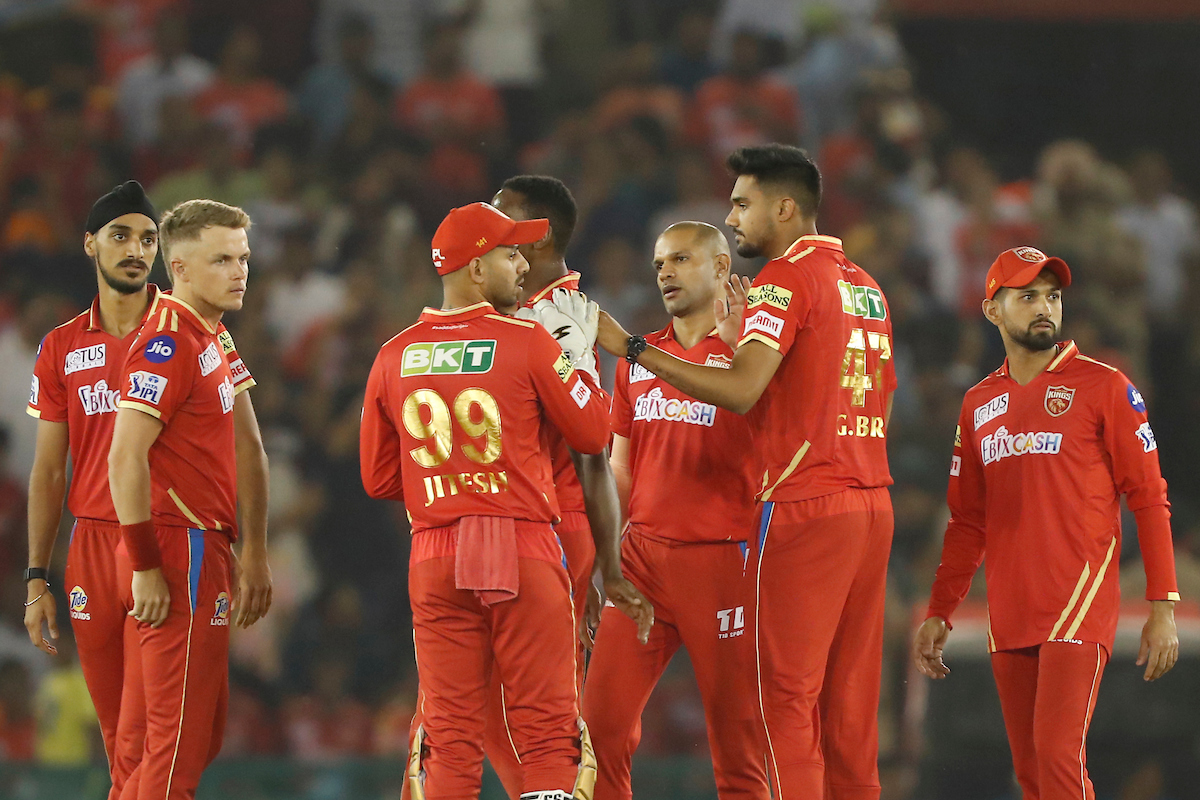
[760, 440, 811, 502]
[167, 488, 207, 530]
[155, 307, 169, 332]
[485, 313, 536, 328]
[423, 302, 491, 317]
[161, 294, 217, 334]
[1048, 562, 1091, 641]
[1167, 591, 1181, 601]
[26, 407, 41, 419]
[738, 332, 781, 351]
[1063, 536, 1118, 640]
[787, 246, 816, 263]
[1075, 354, 1118, 372]
[232, 377, 257, 396]
[117, 399, 162, 419]
[797, 234, 843, 246]
[169, 310, 179, 332]
[528, 272, 578, 304]
[987, 625, 997, 654]
[1047, 342, 1077, 372]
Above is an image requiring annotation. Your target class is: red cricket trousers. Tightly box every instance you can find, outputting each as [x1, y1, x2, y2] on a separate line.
[402, 522, 593, 800]
[752, 487, 893, 800]
[115, 527, 232, 800]
[409, 537, 583, 799]
[991, 641, 1109, 800]
[64, 519, 142, 799]
[581, 528, 769, 800]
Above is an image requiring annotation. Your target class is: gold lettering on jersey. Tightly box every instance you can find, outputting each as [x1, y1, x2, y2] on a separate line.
[837, 280, 887, 321]
[218, 330, 236, 355]
[554, 351, 574, 383]
[841, 329, 891, 407]
[837, 414, 887, 438]
[746, 283, 793, 311]
[954, 425, 962, 448]
[424, 471, 510, 507]
[454, 388, 502, 464]
[402, 387, 503, 468]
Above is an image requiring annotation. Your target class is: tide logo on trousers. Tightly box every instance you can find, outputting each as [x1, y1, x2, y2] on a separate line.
[69, 585, 91, 620]
[717, 606, 745, 639]
[211, 592, 230, 626]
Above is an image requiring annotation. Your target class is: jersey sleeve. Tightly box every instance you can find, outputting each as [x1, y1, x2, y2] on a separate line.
[27, 334, 67, 422]
[927, 403, 988, 624]
[117, 332, 195, 425]
[217, 324, 256, 395]
[359, 351, 405, 502]
[737, 260, 813, 356]
[528, 326, 612, 455]
[610, 360, 633, 438]
[1104, 374, 1179, 601]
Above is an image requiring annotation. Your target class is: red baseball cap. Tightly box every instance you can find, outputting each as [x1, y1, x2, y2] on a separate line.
[430, 202, 549, 276]
[984, 246, 1072, 300]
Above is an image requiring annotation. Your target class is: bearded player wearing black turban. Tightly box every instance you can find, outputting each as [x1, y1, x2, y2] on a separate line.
[84, 180, 160, 294]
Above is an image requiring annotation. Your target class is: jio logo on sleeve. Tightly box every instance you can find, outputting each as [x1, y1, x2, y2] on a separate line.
[144, 335, 176, 363]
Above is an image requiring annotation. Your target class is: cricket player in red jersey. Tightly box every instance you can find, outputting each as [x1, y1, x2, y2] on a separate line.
[582, 222, 768, 800]
[108, 199, 260, 799]
[23, 183, 270, 799]
[597, 144, 896, 800]
[913, 247, 1180, 800]
[359, 202, 651, 800]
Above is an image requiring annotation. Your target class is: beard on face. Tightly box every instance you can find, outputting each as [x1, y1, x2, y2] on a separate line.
[734, 238, 764, 259]
[1008, 318, 1057, 352]
[96, 254, 150, 296]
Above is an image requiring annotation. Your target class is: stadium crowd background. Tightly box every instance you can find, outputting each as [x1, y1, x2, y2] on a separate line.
[0, 1, 1198, 798]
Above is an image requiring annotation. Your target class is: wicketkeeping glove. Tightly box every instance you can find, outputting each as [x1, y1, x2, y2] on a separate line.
[515, 288, 600, 383]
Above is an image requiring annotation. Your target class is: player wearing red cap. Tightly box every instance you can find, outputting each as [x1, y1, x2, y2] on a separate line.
[23, 183, 270, 800]
[913, 247, 1180, 800]
[360, 203, 651, 800]
[597, 144, 895, 800]
[108, 199, 260, 799]
[582, 222, 768, 800]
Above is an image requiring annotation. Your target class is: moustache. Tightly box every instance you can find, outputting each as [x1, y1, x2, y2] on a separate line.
[118, 259, 149, 270]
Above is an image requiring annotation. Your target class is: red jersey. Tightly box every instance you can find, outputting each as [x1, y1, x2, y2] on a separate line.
[928, 341, 1179, 652]
[117, 294, 242, 538]
[27, 287, 254, 523]
[525, 272, 588, 528]
[359, 302, 611, 534]
[737, 235, 896, 502]
[612, 324, 756, 543]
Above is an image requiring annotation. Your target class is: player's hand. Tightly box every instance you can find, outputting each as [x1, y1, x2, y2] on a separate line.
[913, 616, 951, 679]
[596, 310, 632, 358]
[714, 274, 753, 351]
[129, 568, 170, 628]
[232, 546, 273, 629]
[603, 576, 654, 645]
[581, 577, 603, 651]
[24, 583, 58, 655]
[1137, 600, 1178, 681]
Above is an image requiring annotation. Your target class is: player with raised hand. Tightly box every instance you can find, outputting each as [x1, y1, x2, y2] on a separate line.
[108, 199, 261, 799]
[582, 221, 769, 800]
[596, 144, 896, 800]
[913, 248, 1180, 800]
[360, 202, 651, 800]
[23, 183, 269, 799]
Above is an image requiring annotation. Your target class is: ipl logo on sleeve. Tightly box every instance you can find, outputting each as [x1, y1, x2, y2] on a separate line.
[211, 592, 230, 626]
[144, 335, 176, 363]
[1136, 422, 1157, 453]
[69, 586, 91, 620]
[128, 372, 168, 405]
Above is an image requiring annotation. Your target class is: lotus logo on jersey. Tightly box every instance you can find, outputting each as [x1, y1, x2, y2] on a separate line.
[64, 344, 105, 375]
[211, 592, 230, 626]
[1044, 385, 1075, 417]
[633, 387, 717, 427]
[144, 335, 176, 363]
[973, 393, 1009, 430]
[401, 340, 496, 376]
[69, 586, 91, 620]
[198, 342, 222, 376]
[629, 363, 656, 383]
[980, 425, 1064, 465]
[79, 380, 120, 415]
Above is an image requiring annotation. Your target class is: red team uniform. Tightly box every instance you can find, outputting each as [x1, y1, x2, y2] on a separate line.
[581, 325, 768, 800]
[26, 287, 253, 797]
[360, 300, 611, 799]
[114, 292, 249, 800]
[927, 339, 1179, 800]
[737, 234, 896, 800]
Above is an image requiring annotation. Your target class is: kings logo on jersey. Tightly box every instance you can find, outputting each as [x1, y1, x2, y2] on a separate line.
[1044, 385, 1075, 417]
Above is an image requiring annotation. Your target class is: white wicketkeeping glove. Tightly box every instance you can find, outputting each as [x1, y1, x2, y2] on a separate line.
[515, 288, 600, 383]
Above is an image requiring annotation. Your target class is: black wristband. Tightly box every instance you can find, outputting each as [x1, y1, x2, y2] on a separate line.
[24, 567, 49, 583]
[625, 335, 648, 364]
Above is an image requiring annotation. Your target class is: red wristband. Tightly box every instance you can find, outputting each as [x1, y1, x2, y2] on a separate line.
[121, 521, 162, 571]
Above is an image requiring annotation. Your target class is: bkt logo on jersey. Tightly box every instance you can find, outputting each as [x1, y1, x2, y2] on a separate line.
[69, 585, 91, 621]
[401, 340, 496, 376]
[79, 380, 120, 415]
[64, 344, 105, 375]
[974, 393, 1009, 430]
[127, 371, 168, 405]
[980, 425, 1064, 465]
[717, 606, 745, 639]
[144, 335, 176, 363]
[198, 342, 222, 376]
[211, 592, 230, 626]
[838, 280, 887, 320]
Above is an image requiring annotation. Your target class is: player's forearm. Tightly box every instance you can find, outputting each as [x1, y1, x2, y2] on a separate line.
[27, 463, 67, 570]
[610, 461, 631, 531]
[926, 520, 986, 622]
[108, 448, 153, 524]
[634, 346, 762, 414]
[572, 450, 625, 581]
[235, 441, 269, 554]
[1133, 504, 1180, 601]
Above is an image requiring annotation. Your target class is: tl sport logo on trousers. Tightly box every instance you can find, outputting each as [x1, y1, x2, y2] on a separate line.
[69, 586, 91, 620]
[717, 606, 745, 639]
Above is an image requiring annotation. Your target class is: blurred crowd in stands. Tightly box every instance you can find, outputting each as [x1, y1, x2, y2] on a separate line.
[0, 0, 1198, 789]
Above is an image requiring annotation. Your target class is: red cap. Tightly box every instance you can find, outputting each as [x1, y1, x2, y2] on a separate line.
[984, 247, 1072, 300]
[430, 203, 549, 276]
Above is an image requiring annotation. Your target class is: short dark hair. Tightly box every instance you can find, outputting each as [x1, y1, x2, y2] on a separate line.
[727, 144, 822, 216]
[499, 175, 578, 255]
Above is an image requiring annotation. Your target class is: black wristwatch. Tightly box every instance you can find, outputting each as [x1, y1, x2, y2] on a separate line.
[24, 567, 49, 584]
[625, 335, 648, 364]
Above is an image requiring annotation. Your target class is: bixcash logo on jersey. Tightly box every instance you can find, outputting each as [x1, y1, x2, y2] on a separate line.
[980, 425, 1063, 465]
[634, 387, 717, 427]
[79, 380, 120, 415]
[401, 340, 496, 376]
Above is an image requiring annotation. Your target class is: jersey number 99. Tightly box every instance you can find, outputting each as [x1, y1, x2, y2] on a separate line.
[402, 388, 502, 467]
